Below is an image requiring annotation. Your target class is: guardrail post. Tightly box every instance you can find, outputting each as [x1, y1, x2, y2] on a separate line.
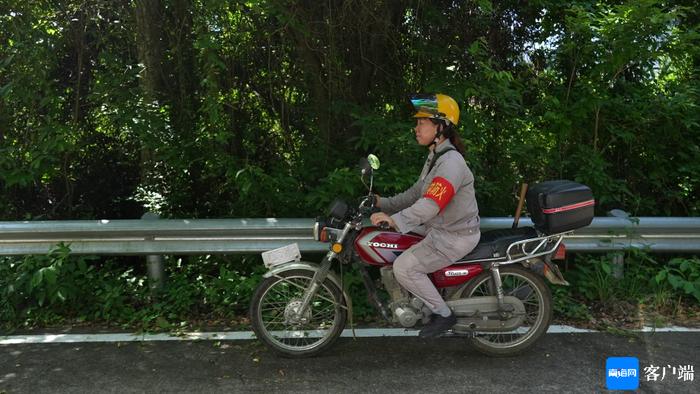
[611, 254, 624, 279]
[142, 212, 165, 292]
[607, 209, 629, 279]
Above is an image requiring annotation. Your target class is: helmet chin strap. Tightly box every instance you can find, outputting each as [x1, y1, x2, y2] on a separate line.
[431, 121, 445, 148]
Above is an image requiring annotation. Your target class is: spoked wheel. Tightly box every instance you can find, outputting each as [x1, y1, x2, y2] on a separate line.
[249, 269, 347, 357]
[459, 265, 552, 356]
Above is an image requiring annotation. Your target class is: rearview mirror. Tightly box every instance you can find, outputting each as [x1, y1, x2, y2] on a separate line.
[367, 154, 380, 170]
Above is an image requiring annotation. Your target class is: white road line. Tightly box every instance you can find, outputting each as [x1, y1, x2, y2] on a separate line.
[1, 325, 698, 345]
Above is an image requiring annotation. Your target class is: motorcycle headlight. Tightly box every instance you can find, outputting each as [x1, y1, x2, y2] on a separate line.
[312, 217, 341, 243]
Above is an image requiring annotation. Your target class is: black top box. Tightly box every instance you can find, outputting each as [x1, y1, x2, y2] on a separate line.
[526, 180, 595, 234]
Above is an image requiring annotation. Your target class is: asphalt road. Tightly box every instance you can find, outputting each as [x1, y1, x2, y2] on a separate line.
[1, 332, 698, 393]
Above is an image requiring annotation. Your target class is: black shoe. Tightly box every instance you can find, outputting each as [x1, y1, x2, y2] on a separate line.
[419, 312, 457, 338]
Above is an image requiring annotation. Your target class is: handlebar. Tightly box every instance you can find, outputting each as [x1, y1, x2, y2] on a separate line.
[359, 194, 381, 216]
[378, 221, 391, 231]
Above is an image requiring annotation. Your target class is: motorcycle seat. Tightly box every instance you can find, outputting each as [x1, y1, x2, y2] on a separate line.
[458, 226, 538, 262]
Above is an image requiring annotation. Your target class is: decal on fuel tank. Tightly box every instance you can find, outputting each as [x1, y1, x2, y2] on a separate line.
[444, 269, 469, 277]
[367, 242, 398, 249]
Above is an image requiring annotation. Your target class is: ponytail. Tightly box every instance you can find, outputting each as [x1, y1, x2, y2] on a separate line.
[430, 119, 466, 155]
[447, 127, 466, 155]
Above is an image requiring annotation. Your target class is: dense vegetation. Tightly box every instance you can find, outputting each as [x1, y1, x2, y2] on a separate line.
[1, 1, 698, 330]
[2, 0, 699, 220]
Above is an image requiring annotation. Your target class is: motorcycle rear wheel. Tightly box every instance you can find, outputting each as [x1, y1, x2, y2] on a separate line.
[459, 264, 552, 356]
[250, 269, 347, 357]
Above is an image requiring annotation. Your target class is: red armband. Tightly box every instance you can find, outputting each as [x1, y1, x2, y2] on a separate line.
[423, 176, 455, 211]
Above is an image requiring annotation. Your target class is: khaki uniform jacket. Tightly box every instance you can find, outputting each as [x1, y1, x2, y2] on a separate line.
[378, 140, 481, 261]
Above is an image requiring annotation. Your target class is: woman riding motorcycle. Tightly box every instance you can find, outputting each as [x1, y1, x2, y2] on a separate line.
[370, 93, 481, 338]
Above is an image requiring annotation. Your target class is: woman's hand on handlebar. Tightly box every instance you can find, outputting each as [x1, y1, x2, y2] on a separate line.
[370, 212, 397, 231]
[372, 193, 380, 208]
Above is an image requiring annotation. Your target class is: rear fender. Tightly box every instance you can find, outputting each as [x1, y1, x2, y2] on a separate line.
[542, 259, 570, 286]
[524, 258, 570, 286]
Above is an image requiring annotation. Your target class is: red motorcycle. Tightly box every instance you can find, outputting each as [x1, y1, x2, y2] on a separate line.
[250, 155, 594, 357]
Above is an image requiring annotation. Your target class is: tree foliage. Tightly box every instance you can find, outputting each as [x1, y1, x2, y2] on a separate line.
[1, 0, 698, 220]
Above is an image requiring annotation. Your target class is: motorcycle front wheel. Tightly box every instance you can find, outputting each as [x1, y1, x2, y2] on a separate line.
[458, 264, 552, 356]
[249, 269, 347, 357]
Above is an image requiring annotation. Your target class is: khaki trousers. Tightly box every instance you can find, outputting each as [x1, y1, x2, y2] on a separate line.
[393, 229, 480, 313]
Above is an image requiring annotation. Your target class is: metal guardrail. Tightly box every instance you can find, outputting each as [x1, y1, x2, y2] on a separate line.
[0, 217, 699, 256]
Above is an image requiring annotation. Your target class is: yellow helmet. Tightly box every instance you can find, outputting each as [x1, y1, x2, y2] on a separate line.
[410, 93, 460, 125]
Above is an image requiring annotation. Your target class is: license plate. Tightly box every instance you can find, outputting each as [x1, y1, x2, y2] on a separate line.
[261, 243, 301, 268]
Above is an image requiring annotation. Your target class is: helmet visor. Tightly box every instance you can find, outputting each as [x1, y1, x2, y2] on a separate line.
[409, 94, 444, 119]
[410, 94, 439, 116]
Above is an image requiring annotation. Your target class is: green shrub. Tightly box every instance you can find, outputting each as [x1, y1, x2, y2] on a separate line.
[552, 251, 699, 325]
[656, 257, 700, 302]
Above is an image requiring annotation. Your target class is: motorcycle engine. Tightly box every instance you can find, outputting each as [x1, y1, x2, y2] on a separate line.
[380, 267, 405, 303]
[380, 267, 428, 327]
[393, 305, 419, 327]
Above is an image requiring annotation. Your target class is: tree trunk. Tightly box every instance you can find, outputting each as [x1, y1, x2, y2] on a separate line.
[134, 0, 167, 199]
[134, 0, 167, 101]
[169, 0, 197, 137]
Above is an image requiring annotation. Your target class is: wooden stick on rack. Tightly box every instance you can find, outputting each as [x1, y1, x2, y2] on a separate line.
[512, 183, 529, 229]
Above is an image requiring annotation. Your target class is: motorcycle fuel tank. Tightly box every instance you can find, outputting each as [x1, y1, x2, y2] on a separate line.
[353, 227, 484, 288]
[354, 227, 422, 266]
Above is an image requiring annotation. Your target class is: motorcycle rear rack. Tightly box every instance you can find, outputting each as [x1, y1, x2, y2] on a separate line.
[460, 232, 569, 266]
[502, 232, 567, 265]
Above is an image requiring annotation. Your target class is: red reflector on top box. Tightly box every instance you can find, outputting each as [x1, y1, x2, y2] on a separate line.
[526, 180, 594, 234]
[542, 199, 595, 214]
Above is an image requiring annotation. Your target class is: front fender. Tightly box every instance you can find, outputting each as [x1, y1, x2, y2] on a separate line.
[263, 261, 351, 308]
[263, 261, 322, 279]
